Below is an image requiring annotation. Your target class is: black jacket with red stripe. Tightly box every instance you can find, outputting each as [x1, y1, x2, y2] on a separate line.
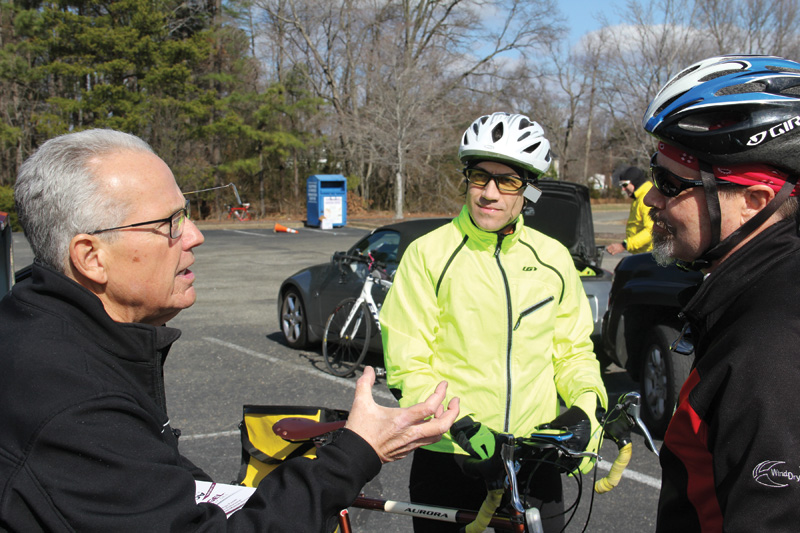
[656, 218, 800, 532]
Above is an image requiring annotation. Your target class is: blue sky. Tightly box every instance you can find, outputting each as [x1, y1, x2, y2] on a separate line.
[562, 0, 623, 45]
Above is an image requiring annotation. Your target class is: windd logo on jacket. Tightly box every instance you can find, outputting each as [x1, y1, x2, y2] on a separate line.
[753, 460, 800, 488]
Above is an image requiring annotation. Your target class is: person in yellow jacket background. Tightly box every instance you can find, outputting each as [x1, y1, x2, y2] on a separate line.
[380, 112, 608, 533]
[607, 165, 654, 255]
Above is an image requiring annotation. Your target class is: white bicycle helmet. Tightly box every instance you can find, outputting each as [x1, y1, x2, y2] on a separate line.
[459, 112, 552, 179]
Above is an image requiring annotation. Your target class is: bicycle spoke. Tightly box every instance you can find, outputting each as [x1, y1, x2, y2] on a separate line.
[323, 298, 372, 377]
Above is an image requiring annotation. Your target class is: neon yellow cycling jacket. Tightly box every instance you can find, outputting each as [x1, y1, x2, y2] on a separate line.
[381, 206, 607, 454]
[625, 180, 654, 254]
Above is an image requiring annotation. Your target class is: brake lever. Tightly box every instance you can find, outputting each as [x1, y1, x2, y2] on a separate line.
[619, 392, 659, 457]
[500, 434, 524, 515]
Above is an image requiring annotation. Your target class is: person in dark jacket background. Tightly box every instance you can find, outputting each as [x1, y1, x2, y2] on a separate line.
[642, 55, 800, 532]
[0, 128, 459, 532]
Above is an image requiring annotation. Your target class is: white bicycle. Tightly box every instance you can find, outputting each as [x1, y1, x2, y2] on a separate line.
[322, 253, 392, 377]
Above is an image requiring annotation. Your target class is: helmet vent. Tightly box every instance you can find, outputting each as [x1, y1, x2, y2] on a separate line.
[677, 110, 746, 132]
[523, 141, 541, 154]
[654, 93, 684, 117]
[518, 131, 531, 141]
[676, 119, 712, 132]
[662, 64, 703, 93]
[463, 132, 469, 145]
[767, 65, 800, 74]
[699, 68, 742, 83]
[519, 118, 531, 129]
[716, 82, 766, 96]
[491, 123, 504, 142]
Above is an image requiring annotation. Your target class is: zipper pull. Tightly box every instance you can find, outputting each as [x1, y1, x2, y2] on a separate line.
[513, 296, 555, 330]
[494, 234, 503, 257]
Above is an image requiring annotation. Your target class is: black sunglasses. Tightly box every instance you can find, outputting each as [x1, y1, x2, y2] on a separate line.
[649, 152, 707, 197]
[89, 200, 189, 240]
[462, 168, 526, 193]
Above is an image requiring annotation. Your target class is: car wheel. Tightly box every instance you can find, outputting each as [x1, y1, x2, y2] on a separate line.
[639, 325, 693, 438]
[280, 289, 308, 349]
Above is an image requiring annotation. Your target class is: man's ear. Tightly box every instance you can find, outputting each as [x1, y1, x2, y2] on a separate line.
[68, 234, 108, 286]
[742, 185, 776, 222]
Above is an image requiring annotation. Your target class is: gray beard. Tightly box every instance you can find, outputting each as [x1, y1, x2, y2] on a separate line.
[651, 232, 677, 267]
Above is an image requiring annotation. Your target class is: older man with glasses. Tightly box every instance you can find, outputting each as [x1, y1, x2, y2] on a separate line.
[0, 128, 459, 532]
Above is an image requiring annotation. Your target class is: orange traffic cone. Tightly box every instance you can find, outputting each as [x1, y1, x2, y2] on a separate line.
[274, 222, 298, 234]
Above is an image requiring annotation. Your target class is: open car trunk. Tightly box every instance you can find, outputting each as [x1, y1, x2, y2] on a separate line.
[522, 179, 601, 273]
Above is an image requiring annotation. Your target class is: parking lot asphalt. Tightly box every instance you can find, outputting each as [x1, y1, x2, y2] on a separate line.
[8, 206, 660, 532]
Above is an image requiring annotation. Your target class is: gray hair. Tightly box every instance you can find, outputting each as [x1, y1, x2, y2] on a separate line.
[15, 129, 155, 273]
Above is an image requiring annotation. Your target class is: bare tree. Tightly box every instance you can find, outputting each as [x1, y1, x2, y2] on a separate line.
[252, 0, 563, 218]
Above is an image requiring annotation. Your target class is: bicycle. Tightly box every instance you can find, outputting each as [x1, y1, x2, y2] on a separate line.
[271, 391, 659, 533]
[322, 253, 392, 377]
[226, 203, 252, 222]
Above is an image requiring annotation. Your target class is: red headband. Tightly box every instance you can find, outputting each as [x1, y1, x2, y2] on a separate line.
[657, 141, 798, 196]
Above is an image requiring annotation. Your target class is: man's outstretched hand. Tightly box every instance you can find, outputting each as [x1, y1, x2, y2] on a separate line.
[345, 366, 460, 463]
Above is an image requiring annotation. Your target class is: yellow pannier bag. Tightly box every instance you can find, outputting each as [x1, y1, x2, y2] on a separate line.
[236, 405, 348, 487]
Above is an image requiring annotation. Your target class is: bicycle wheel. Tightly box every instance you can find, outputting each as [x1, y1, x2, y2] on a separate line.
[323, 298, 371, 377]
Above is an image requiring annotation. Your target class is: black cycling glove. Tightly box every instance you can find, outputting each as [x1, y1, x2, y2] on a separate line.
[536, 405, 592, 474]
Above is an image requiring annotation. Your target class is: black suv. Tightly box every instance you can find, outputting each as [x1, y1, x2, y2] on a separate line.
[601, 252, 703, 437]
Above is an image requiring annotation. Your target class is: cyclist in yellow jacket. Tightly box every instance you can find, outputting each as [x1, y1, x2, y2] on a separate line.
[607, 166, 654, 255]
[380, 112, 607, 533]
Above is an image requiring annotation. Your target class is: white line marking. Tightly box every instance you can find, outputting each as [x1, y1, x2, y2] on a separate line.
[227, 230, 270, 237]
[301, 227, 349, 235]
[201, 336, 392, 401]
[181, 430, 239, 441]
[597, 459, 662, 489]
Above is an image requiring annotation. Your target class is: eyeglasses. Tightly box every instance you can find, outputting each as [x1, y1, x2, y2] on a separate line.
[463, 168, 526, 193]
[89, 200, 189, 240]
[619, 180, 631, 188]
[650, 152, 707, 197]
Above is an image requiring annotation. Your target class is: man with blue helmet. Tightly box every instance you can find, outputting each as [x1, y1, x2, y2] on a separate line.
[642, 55, 800, 532]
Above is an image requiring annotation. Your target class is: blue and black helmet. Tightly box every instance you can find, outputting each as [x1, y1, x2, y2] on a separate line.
[643, 55, 800, 174]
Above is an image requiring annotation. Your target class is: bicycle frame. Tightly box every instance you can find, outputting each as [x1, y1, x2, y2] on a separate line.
[337, 434, 550, 533]
[338, 495, 528, 533]
[323, 256, 393, 377]
[339, 269, 392, 338]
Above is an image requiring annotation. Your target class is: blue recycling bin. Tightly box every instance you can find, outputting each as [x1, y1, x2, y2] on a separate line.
[306, 175, 347, 227]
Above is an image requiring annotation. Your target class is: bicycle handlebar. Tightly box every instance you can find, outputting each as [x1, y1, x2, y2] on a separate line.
[452, 392, 659, 532]
[593, 391, 659, 494]
[334, 252, 392, 282]
[334, 252, 387, 270]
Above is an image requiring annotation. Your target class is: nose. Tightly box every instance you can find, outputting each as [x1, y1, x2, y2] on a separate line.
[182, 218, 205, 249]
[480, 177, 502, 199]
[643, 185, 663, 209]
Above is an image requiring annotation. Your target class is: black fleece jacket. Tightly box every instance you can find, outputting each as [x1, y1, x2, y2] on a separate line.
[0, 263, 380, 532]
[656, 218, 800, 532]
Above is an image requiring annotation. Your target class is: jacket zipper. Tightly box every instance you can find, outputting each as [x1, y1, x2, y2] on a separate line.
[495, 235, 513, 432]
[513, 296, 555, 331]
